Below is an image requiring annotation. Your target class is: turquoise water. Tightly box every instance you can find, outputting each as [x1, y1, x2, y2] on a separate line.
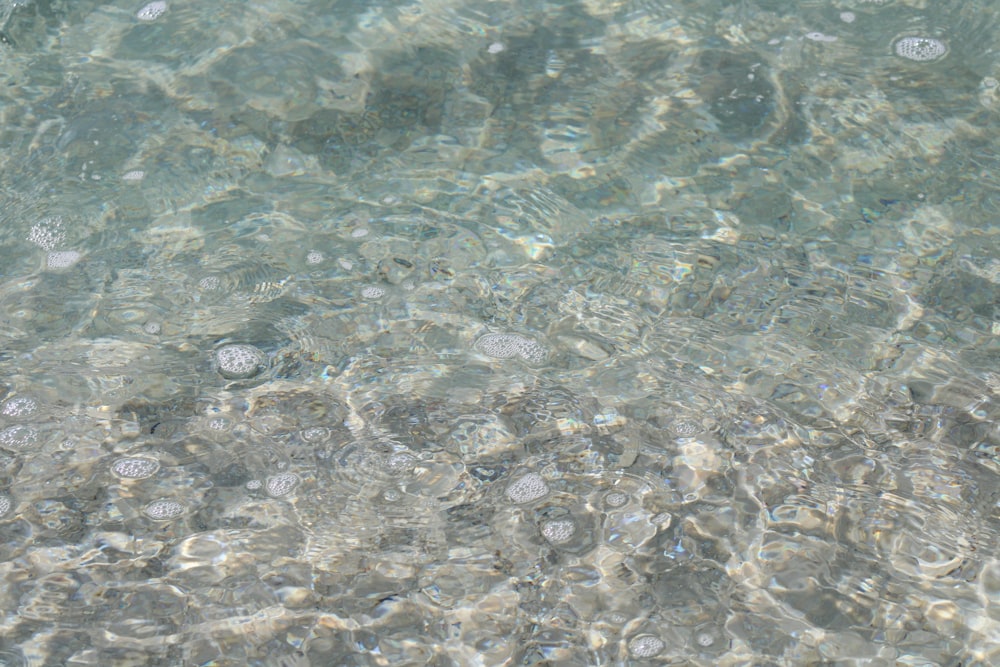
[0, 0, 998, 665]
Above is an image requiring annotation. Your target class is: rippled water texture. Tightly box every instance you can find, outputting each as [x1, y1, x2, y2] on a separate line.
[0, 0, 998, 665]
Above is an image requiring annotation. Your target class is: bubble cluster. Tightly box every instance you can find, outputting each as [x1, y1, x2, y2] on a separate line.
[604, 491, 629, 508]
[306, 250, 324, 265]
[505, 472, 549, 504]
[27, 217, 65, 250]
[1, 396, 38, 418]
[385, 452, 416, 475]
[361, 285, 385, 299]
[300, 426, 330, 443]
[122, 169, 145, 181]
[0, 425, 38, 450]
[136, 1, 167, 21]
[199, 276, 221, 291]
[474, 333, 547, 364]
[215, 344, 266, 379]
[266, 472, 300, 497]
[46, 250, 81, 269]
[628, 634, 665, 658]
[246, 479, 262, 491]
[894, 36, 948, 62]
[143, 499, 184, 520]
[671, 419, 702, 438]
[650, 511, 672, 526]
[143, 321, 161, 335]
[696, 630, 718, 648]
[541, 519, 576, 544]
[111, 457, 160, 479]
[0, 494, 10, 517]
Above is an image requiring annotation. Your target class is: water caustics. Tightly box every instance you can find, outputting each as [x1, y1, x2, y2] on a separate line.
[0, 0, 996, 665]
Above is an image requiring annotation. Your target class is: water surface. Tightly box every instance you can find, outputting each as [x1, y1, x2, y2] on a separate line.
[0, 0, 998, 665]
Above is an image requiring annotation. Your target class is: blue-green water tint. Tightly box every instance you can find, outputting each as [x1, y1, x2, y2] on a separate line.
[0, 0, 998, 664]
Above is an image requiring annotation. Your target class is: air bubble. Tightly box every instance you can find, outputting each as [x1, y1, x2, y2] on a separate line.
[894, 36, 948, 62]
[136, 1, 167, 21]
[628, 634, 665, 658]
[505, 472, 549, 504]
[47, 250, 81, 269]
[606, 612, 627, 625]
[27, 217, 65, 250]
[604, 491, 629, 508]
[300, 426, 330, 443]
[541, 519, 576, 544]
[671, 419, 702, 438]
[111, 457, 160, 479]
[651, 512, 672, 526]
[697, 631, 716, 647]
[361, 285, 385, 299]
[215, 344, 266, 379]
[1, 396, 38, 418]
[122, 169, 145, 181]
[385, 452, 416, 475]
[0, 425, 38, 450]
[208, 417, 229, 431]
[143, 499, 184, 520]
[474, 333, 547, 364]
[266, 472, 300, 497]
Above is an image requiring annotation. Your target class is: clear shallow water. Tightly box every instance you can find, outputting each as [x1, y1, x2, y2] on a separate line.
[0, 0, 998, 665]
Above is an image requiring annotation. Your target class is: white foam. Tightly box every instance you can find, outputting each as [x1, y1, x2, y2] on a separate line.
[541, 519, 576, 544]
[506, 473, 549, 504]
[215, 344, 266, 379]
[136, 1, 167, 21]
[46, 250, 81, 269]
[628, 634, 665, 658]
[266, 472, 300, 497]
[143, 499, 184, 520]
[894, 36, 947, 62]
[111, 457, 160, 479]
